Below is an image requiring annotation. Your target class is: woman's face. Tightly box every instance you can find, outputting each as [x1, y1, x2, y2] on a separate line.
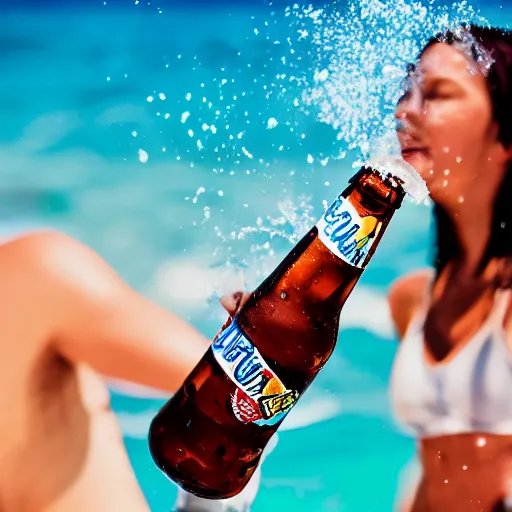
[395, 42, 508, 210]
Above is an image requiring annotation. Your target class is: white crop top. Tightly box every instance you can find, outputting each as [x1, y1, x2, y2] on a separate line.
[390, 288, 512, 437]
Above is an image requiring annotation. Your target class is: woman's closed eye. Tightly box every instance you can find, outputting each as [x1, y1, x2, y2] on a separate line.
[421, 78, 462, 102]
[423, 86, 456, 100]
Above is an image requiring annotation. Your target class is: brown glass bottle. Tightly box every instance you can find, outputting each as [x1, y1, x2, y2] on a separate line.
[148, 166, 405, 499]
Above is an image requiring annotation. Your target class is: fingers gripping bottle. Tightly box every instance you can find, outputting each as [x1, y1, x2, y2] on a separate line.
[149, 159, 421, 500]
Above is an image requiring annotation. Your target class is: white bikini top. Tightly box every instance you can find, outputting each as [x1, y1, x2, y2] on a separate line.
[390, 286, 512, 437]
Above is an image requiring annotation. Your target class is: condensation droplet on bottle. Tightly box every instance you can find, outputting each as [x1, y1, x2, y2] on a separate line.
[280, 291, 287, 300]
[501, 222, 507, 229]
[462, 465, 468, 471]
[476, 436, 487, 447]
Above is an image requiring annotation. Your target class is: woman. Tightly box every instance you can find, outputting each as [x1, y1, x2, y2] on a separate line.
[0, 231, 262, 511]
[389, 25, 512, 511]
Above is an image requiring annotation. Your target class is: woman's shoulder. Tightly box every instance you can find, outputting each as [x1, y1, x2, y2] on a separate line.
[388, 269, 434, 339]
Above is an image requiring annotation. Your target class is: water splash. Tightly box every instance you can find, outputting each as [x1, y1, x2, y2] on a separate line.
[209, 194, 317, 288]
[142, 0, 485, 173]
[142, 0, 487, 288]
[366, 155, 429, 203]
[208, 0, 483, 279]
[294, 0, 486, 159]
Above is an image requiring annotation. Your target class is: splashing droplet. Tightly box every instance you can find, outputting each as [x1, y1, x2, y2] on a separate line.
[192, 187, 206, 204]
[138, 149, 149, 163]
[267, 117, 279, 129]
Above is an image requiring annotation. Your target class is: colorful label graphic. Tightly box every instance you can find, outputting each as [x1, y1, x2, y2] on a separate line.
[316, 194, 380, 268]
[211, 320, 299, 427]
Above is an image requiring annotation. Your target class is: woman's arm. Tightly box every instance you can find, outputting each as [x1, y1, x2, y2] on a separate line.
[7, 231, 211, 392]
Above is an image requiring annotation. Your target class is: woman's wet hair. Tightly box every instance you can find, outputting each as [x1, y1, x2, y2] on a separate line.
[422, 25, 512, 285]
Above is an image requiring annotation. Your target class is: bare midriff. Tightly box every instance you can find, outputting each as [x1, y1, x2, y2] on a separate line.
[412, 432, 512, 512]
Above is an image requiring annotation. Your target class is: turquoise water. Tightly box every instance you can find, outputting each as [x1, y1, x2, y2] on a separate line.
[1, 1, 510, 510]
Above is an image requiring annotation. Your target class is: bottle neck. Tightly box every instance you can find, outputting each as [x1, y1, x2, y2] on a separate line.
[313, 170, 403, 315]
[317, 168, 404, 272]
[245, 167, 404, 322]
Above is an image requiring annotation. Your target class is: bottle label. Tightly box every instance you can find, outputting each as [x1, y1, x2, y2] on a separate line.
[211, 320, 299, 427]
[316, 194, 380, 268]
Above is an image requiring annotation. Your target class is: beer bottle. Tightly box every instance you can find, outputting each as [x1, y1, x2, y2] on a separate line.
[149, 160, 412, 499]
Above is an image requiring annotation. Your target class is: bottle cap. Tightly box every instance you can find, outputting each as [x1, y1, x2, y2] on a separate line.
[365, 155, 429, 204]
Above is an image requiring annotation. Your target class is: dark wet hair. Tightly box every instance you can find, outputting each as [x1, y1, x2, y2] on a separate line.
[421, 25, 512, 285]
